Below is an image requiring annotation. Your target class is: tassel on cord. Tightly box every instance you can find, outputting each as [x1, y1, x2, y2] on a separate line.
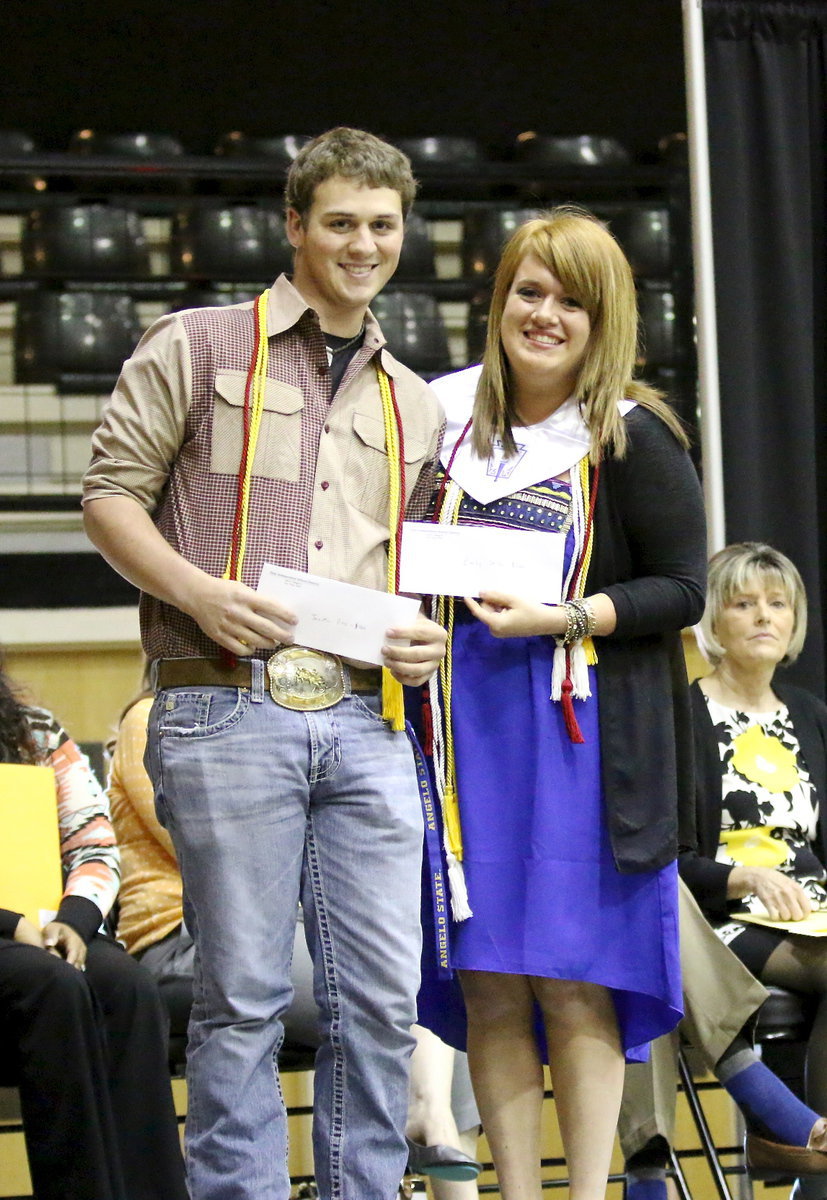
[381, 668, 405, 731]
[442, 787, 464, 862]
[552, 640, 592, 702]
[569, 642, 592, 699]
[430, 677, 472, 921]
[561, 677, 586, 744]
[551, 642, 566, 700]
[447, 857, 473, 921]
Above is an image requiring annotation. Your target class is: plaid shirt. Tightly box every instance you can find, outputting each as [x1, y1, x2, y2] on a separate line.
[83, 275, 444, 661]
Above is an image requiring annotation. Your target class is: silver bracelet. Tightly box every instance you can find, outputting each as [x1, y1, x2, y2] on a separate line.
[559, 598, 597, 646]
[573, 598, 597, 638]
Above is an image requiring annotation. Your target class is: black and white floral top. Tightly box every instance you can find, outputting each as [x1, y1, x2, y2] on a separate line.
[704, 693, 827, 940]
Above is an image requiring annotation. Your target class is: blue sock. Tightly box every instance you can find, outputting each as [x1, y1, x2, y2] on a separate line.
[721, 1057, 818, 1147]
[625, 1170, 667, 1200]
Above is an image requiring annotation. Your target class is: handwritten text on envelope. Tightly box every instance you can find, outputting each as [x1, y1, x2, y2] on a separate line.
[257, 564, 420, 664]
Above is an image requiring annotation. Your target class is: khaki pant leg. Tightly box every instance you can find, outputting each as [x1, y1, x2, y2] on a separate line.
[618, 1031, 680, 1160]
[617, 879, 770, 1161]
[678, 878, 768, 1071]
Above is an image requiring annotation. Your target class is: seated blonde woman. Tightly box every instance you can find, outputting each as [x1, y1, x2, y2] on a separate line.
[680, 542, 827, 1200]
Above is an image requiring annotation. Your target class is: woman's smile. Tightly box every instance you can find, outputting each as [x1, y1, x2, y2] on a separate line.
[500, 253, 591, 409]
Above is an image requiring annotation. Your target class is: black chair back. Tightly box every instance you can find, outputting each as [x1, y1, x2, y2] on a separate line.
[637, 282, 680, 367]
[394, 136, 487, 168]
[172, 287, 263, 312]
[214, 132, 311, 165]
[460, 208, 542, 280]
[169, 204, 293, 282]
[0, 130, 44, 191]
[67, 130, 187, 193]
[21, 204, 151, 280]
[610, 205, 672, 278]
[394, 136, 492, 196]
[371, 291, 450, 375]
[15, 291, 142, 392]
[512, 132, 630, 168]
[68, 130, 185, 159]
[397, 212, 436, 279]
[465, 291, 491, 363]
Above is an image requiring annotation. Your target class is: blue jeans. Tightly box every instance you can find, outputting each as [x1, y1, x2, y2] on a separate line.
[145, 660, 423, 1200]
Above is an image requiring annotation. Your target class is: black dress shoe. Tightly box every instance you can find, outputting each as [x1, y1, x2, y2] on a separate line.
[746, 1132, 827, 1179]
[405, 1137, 482, 1181]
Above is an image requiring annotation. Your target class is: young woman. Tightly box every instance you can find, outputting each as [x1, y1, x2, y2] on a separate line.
[416, 208, 707, 1200]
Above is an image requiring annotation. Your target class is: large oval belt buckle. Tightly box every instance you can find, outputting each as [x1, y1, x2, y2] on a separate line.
[266, 646, 345, 711]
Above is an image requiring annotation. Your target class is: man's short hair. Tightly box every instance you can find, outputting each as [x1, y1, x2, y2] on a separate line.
[285, 127, 417, 220]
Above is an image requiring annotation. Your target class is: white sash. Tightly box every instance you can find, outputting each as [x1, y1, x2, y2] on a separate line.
[430, 365, 634, 504]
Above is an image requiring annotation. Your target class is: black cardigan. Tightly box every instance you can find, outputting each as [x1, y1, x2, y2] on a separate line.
[679, 678, 827, 919]
[586, 405, 707, 872]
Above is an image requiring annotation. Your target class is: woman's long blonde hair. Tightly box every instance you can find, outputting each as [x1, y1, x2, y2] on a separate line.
[472, 206, 687, 461]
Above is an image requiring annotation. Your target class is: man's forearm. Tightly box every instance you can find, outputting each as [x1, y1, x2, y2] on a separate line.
[83, 494, 298, 655]
[83, 494, 209, 612]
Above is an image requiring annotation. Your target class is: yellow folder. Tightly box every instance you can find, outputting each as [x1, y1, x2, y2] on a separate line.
[739, 909, 827, 937]
[0, 763, 63, 928]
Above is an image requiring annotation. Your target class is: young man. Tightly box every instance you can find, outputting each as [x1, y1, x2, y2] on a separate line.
[82, 127, 446, 1200]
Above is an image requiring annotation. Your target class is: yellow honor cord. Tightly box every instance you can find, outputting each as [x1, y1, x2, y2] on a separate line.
[223, 290, 270, 582]
[576, 455, 598, 666]
[439, 593, 463, 860]
[376, 363, 405, 731]
[435, 480, 464, 860]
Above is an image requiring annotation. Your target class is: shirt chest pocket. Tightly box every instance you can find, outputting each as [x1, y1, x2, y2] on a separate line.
[211, 370, 304, 482]
[346, 410, 428, 521]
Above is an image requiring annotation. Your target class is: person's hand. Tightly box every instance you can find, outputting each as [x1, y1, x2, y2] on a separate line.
[41, 921, 88, 969]
[179, 575, 297, 657]
[727, 865, 812, 922]
[383, 615, 447, 686]
[13, 916, 44, 948]
[464, 592, 563, 640]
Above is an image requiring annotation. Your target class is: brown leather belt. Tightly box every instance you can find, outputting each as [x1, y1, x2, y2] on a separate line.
[155, 655, 381, 696]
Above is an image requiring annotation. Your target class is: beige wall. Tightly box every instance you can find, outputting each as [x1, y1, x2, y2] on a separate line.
[5, 644, 144, 745]
[683, 626, 710, 684]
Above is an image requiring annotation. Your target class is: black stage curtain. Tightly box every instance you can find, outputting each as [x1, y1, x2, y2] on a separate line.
[703, 0, 827, 696]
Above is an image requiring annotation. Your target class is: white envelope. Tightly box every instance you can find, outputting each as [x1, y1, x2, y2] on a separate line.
[257, 564, 420, 665]
[399, 522, 564, 602]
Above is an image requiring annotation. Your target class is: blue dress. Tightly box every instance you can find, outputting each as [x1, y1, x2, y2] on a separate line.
[417, 477, 682, 1063]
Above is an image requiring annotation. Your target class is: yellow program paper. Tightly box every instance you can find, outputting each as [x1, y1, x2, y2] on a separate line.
[738, 909, 827, 937]
[0, 764, 62, 927]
